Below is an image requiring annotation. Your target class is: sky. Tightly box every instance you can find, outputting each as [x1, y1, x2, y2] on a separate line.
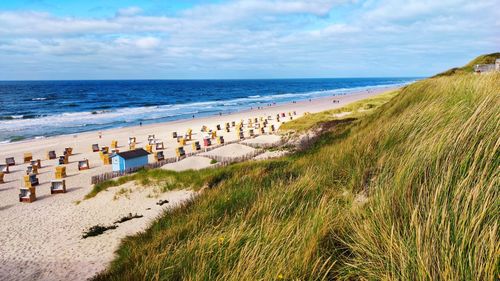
[0, 0, 498, 80]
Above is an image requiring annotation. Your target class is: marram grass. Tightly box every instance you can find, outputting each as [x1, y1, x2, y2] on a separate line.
[93, 73, 499, 281]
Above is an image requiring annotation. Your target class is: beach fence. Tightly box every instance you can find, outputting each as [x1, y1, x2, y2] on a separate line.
[91, 157, 177, 185]
[90, 133, 281, 185]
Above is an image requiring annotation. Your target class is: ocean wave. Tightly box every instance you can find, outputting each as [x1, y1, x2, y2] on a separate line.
[0, 81, 415, 141]
[31, 97, 48, 101]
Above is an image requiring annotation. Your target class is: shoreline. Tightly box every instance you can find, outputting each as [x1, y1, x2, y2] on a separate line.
[0, 85, 399, 147]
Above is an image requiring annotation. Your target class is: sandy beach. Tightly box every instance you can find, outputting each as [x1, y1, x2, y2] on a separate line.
[0, 86, 395, 281]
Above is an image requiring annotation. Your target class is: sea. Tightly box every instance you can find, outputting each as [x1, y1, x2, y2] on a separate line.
[0, 78, 417, 143]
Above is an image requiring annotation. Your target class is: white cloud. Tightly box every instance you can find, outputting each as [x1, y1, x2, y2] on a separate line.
[0, 0, 498, 79]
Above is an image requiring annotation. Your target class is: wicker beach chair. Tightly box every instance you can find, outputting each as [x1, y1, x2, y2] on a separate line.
[0, 164, 10, 174]
[30, 159, 41, 168]
[47, 151, 57, 160]
[192, 141, 201, 151]
[19, 187, 36, 203]
[55, 166, 66, 179]
[203, 138, 211, 147]
[23, 153, 33, 163]
[92, 144, 100, 152]
[24, 174, 39, 187]
[154, 151, 165, 162]
[50, 180, 66, 194]
[0, 172, 4, 184]
[59, 155, 68, 165]
[78, 159, 90, 171]
[26, 165, 38, 175]
[175, 147, 186, 158]
[155, 142, 164, 150]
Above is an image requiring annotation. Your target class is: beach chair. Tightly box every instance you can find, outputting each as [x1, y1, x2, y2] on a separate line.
[111, 149, 119, 154]
[101, 146, 109, 154]
[78, 159, 90, 171]
[92, 144, 100, 152]
[47, 150, 56, 160]
[192, 141, 201, 151]
[178, 137, 186, 146]
[217, 136, 225, 145]
[26, 165, 38, 175]
[172, 131, 178, 139]
[211, 131, 217, 139]
[281, 113, 286, 117]
[102, 154, 111, 165]
[249, 129, 255, 137]
[64, 147, 73, 156]
[59, 155, 68, 165]
[225, 127, 230, 133]
[111, 140, 118, 149]
[289, 116, 293, 120]
[247, 120, 253, 128]
[270, 125, 275, 132]
[186, 129, 193, 141]
[19, 187, 36, 203]
[30, 159, 41, 169]
[216, 124, 221, 130]
[129, 143, 136, 150]
[201, 125, 207, 132]
[203, 138, 211, 147]
[0, 172, 4, 184]
[55, 166, 66, 179]
[293, 111, 297, 115]
[50, 180, 66, 194]
[155, 142, 164, 150]
[225, 122, 230, 129]
[231, 121, 236, 127]
[128, 137, 136, 144]
[148, 138, 155, 145]
[0, 164, 9, 174]
[175, 147, 186, 158]
[154, 151, 165, 162]
[239, 131, 245, 140]
[260, 127, 265, 135]
[148, 135, 155, 142]
[24, 174, 39, 187]
[254, 117, 258, 123]
[145, 144, 153, 153]
[23, 153, 33, 163]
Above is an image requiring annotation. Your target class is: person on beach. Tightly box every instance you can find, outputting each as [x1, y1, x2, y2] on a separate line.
[139, 122, 142, 127]
[98, 131, 102, 139]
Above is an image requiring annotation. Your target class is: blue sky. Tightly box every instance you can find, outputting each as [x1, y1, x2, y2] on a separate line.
[0, 0, 498, 80]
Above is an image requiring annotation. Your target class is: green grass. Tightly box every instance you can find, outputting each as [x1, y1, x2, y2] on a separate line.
[434, 52, 500, 77]
[93, 65, 499, 280]
[85, 168, 224, 199]
[280, 89, 400, 132]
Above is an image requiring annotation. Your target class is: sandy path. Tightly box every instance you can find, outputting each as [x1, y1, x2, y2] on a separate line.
[0, 86, 396, 280]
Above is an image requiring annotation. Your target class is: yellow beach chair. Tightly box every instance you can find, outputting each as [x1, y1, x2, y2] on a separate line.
[192, 141, 201, 151]
[55, 166, 66, 179]
[175, 147, 186, 158]
[23, 153, 33, 163]
[0, 172, 4, 184]
[24, 174, 39, 187]
[111, 140, 118, 148]
[144, 144, 153, 153]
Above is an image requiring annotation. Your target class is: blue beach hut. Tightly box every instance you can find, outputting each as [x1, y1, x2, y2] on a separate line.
[112, 149, 149, 172]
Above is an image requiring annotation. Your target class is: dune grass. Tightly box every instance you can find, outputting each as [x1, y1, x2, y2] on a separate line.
[93, 72, 499, 280]
[85, 168, 221, 199]
[280, 89, 400, 132]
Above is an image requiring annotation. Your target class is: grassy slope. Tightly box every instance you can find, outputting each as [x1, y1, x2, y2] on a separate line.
[434, 52, 500, 77]
[94, 72, 499, 280]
